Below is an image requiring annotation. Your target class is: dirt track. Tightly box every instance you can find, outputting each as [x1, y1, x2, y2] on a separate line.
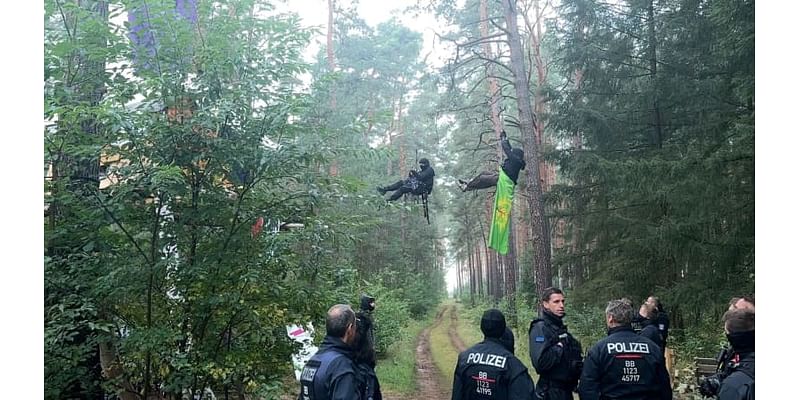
[384, 304, 468, 400]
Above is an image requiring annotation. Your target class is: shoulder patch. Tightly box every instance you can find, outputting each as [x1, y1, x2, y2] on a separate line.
[535, 336, 545, 343]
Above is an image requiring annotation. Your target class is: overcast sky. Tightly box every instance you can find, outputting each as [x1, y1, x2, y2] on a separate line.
[277, 0, 454, 68]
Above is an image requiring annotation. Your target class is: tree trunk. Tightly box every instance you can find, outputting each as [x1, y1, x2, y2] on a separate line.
[476, 240, 485, 299]
[647, 0, 663, 149]
[501, 0, 553, 295]
[327, 0, 339, 176]
[524, 0, 555, 192]
[480, 0, 504, 136]
[505, 222, 518, 327]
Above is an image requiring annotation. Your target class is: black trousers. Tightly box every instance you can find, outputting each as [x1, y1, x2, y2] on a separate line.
[383, 180, 421, 201]
[464, 171, 499, 191]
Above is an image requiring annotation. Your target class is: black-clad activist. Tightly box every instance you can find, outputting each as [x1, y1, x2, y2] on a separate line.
[717, 308, 755, 400]
[377, 158, 435, 201]
[528, 287, 583, 400]
[353, 308, 382, 400]
[698, 296, 754, 398]
[298, 304, 362, 400]
[452, 309, 535, 400]
[359, 293, 377, 366]
[457, 130, 526, 192]
[578, 299, 672, 400]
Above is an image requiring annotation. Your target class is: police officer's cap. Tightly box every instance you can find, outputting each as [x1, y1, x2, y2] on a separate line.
[480, 308, 507, 338]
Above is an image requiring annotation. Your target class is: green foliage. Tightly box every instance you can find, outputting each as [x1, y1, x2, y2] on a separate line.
[360, 282, 412, 355]
[545, 0, 755, 345]
[375, 315, 430, 394]
[45, 1, 447, 398]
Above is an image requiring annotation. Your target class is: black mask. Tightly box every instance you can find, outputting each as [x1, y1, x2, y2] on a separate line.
[726, 330, 755, 353]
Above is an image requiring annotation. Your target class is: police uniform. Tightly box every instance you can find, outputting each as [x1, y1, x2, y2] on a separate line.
[528, 311, 583, 400]
[718, 352, 754, 400]
[298, 336, 361, 400]
[654, 311, 669, 347]
[578, 326, 672, 400]
[638, 320, 664, 352]
[452, 337, 535, 400]
[453, 309, 535, 400]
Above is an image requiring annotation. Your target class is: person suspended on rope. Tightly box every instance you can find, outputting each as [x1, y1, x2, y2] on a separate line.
[457, 130, 526, 192]
[376, 158, 435, 201]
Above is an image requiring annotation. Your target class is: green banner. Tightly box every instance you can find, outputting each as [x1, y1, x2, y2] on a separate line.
[488, 168, 515, 255]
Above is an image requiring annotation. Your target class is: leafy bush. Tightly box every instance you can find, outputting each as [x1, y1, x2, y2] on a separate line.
[359, 282, 412, 355]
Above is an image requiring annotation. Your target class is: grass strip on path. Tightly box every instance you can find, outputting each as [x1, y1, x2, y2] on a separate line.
[428, 302, 460, 393]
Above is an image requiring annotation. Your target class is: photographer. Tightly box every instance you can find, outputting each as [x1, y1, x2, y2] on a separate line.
[699, 296, 756, 398]
[353, 308, 382, 400]
[698, 296, 755, 398]
[716, 308, 754, 400]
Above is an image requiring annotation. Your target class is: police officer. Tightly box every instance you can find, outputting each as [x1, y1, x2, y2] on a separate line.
[636, 303, 664, 352]
[646, 296, 670, 350]
[528, 287, 583, 400]
[452, 309, 535, 400]
[717, 308, 754, 400]
[728, 295, 754, 312]
[698, 295, 755, 398]
[499, 327, 515, 353]
[578, 299, 672, 400]
[298, 304, 361, 400]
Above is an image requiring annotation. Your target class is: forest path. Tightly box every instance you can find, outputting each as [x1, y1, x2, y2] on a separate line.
[447, 304, 467, 353]
[385, 303, 477, 400]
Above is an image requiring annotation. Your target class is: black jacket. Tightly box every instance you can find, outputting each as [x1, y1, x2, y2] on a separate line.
[412, 164, 436, 194]
[452, 338, 535, 400]
[528, 311, 583, 389]
[298, 336, 361, 400]
[355, 362, 382, 400]
[638, 320, 664, 352]
[500, 138, 526, 185]
[654, 311, 669, 345]
[631, 313, 646, 333]
[718, 352, 754, 400]
[578, 326, 672, 400]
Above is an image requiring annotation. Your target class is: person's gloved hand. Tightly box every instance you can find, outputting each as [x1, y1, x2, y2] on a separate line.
[500, 130, 507, 140]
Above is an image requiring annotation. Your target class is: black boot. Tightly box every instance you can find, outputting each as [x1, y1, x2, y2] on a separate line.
[377, 186, 387, 195]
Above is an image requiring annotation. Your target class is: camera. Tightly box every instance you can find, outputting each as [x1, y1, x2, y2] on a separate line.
[698, 373, 721, 397]
[360, 294, 376, 312]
